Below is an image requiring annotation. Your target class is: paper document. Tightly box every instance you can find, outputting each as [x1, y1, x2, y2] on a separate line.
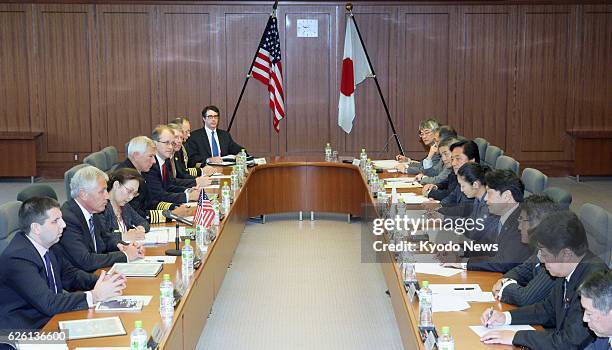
[372, 160, 400, 169]
[17, 345, 67, 350]
[399, 193, 429, 204]
[432, 294, 470, 312]
[254, 158, 267, 165]
[59, 316, 126, 340]
[384, 182, 422, 189]
[469, 325, 535, 337]
[205, 185, 220, 190]
[132, 256, 176, 264]
[110, 262, 162, 277]
[210, 174, 231, 179]
[415, 263, 463, 277]
[428, 284, 496, 303]
[385, 177, 417, 183]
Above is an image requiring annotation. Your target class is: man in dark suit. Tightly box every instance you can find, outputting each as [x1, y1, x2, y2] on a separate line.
[492, 194, 558, 306]
[480, 211, 607, 349]
[579, 270, 612, 350]
[57, 166, 144, 273]
[167, 122, 215, 188]
[0, 197, 125, 329]
[443, 169, 532, 273]
[143, 125, 201, 206]
[185, 105, 244, 167]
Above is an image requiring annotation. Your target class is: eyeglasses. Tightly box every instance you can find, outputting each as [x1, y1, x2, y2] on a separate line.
[156, 140, 175, 147]
[121, 183, 139, 197]
[418, 129, 433, 137]
[205, 114, 220, 119]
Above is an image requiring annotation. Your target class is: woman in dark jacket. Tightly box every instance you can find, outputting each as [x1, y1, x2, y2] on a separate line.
[98, 168, 150, 242]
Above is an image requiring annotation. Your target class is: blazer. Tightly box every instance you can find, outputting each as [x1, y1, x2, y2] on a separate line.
[56, 199, 126, 273]
[174, 146, 201, 177]
[585, 338, 612, 350]
[500, 254, 557, 306]
[511, 252, 607, 350]
[168, 158, 196, 188]
[142, 157, 190, 205]
[96, 201, 150, 236]
[467, 207, 532, 273]
[0, 232, 97, 329]
[405, 152, 441, 175]
[462, 193, 499, 243]
[428, 171, 457, 201]
[115, 158, 175, 223]
[185, 127, 243, 167]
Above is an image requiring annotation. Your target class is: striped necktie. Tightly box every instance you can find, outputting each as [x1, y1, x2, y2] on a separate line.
[43, 252, 57, 293]
[88, 216, 98, 253]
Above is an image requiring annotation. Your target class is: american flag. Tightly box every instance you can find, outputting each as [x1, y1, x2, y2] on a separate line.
[251, 16, 285, 133]
[194, 189, 215, 228]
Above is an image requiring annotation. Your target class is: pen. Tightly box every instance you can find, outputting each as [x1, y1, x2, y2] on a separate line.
[485, 307, 494, 328]
[454, 287, 475, 290]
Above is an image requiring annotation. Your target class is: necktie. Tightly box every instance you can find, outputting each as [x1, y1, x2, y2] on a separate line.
[88, 216, 98, 253]
[211, 131, 219, 157]
[496, 221, 503, 236]
[162, 161, 168, 184]
[43, 252, 57, 293]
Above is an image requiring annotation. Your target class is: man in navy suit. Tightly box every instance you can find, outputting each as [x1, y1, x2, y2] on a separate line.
[0, 197, 126, 329]
[57, 166, 144, 273]
[580, 270, 612, 350]
[186, 105, 244, 167]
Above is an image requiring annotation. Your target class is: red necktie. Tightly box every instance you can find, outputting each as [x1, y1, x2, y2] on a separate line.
[162, 161, 168, 184]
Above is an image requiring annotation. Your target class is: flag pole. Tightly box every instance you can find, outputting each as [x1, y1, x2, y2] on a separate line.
[345, 3, 405, 156]
[227, 0, 279, 132]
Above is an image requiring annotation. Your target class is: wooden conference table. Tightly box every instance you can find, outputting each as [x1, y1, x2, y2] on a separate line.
[44, 157, 533, 349]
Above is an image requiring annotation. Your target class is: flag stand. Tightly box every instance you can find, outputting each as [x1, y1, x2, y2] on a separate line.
[227, 0, 279, 133]
[345, 3, 405, 156]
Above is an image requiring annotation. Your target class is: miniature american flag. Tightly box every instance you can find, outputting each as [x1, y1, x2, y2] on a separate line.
[194, 189, 215, 228]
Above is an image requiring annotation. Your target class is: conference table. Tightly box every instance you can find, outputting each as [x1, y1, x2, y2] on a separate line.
[43, 157, 536, 349]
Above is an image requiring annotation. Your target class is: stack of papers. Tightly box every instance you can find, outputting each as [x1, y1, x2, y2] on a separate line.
[399, 193, 429, 204]
[144, 227, 187, 245]
[432, 295, 471, 312]
[372, 159, 400, 169]
[384, 182, 422, 189]
[469, 325, 535, 337]
[110, 262, 162, 277]
[414, 263, 463, 277]
[132, 256, 176, 264]
[59, 316, 126, 340]
[428, 284, 496, 303]
[385, 176, 417, 183]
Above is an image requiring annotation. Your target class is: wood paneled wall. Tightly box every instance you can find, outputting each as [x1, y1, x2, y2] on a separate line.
[0, 1, 610, 177]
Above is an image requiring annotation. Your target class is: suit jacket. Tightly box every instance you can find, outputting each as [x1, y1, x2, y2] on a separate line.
[585, 338, 612, 350]
[167, 158, 195, 188]
[0, 232, 97, 329]
[115, 158, 175, 223]
[462, 193, 499, 243]
[467, 207, 532, 273]
[142, 157, 190, 205]
[511, 252, 607, 350]
[174, 146, 201, 178]
[406, 152, 441, 175]
[428, 171, 457, 201]
[185, 127, 243, 167]
[56, 199, 126, 273]
[96, 201, 150, 236]
[500, 254, 557, 306]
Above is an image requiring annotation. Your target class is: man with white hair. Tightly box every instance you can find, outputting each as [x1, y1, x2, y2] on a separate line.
[56, 166, 144, 273]
[116, 135, 193, 223]
[580, 270, 612, 350]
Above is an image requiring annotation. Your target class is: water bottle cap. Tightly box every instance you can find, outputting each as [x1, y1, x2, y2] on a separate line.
[326, 143, 330, 146]
[241, 148, 245, 151]
[223, 181, 228, 185]
[362, 148, 365, 152]
[442, 326, 450, 334]
[185, 239, 191, 245]
[422, 281, 429, 287]
[163, 274, 170, 280]
[135, 320, 142, 328]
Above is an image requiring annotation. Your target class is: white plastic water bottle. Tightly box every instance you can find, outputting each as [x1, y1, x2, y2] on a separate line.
[402, 262, 417, 283]
[230, 168, 239, 192]
[325, 143, 332, 161]
[437, 326, 455, 350]
[419, 281, 433, 327]
[239, 149, 248, 177]
[360, 148, 367, 169]
[195, 223, 206, 251]
[211, 196, 220, 226]
[130, 320, 147, 350]
[181, 239, 194, 277]
[221, 181, 231, 213]
[159, 273, 174, 319]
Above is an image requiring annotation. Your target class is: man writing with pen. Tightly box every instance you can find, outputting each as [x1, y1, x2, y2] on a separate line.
[479, 211, 607, 350]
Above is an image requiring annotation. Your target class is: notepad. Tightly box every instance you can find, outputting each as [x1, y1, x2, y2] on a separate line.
[59, 316, 126, 340]
[428, 284, 496, 303]
[110, 262, 162, 277]
[469, 325, 535, 337]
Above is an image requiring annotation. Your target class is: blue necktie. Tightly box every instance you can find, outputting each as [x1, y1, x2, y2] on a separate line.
[496, 221, 503, 236]
[43, 252, 57, 293]
[211, 131, 219, 157]
[88, 216, 98, 253]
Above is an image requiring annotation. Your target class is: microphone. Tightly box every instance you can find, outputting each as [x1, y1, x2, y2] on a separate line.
[162, 210, 194, 226]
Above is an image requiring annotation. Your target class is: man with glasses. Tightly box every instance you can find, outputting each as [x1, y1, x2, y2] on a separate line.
[479, 211, 607, 349]
[185, 105, 245, 167]
[395, 118, 439, 174]
[143, 125, 200, 207]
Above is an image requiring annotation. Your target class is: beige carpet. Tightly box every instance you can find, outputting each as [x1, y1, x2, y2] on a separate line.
[197, 214, 403, 350]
